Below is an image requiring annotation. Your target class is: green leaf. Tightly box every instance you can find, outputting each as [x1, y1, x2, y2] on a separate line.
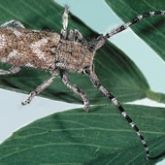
[105, 0, 165, 61]
[0, 0, 161, 105]
[0, 105, 164, 164]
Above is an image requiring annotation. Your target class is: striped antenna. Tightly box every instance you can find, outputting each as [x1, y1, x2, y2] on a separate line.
[104, 10, 165, 39]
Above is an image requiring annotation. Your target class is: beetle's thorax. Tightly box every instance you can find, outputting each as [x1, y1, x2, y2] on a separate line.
[55, 38, 94, 72]
[0, 28, 94, 72]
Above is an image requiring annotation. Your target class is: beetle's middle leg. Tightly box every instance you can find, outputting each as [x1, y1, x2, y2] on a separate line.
[22, 70, 58, 105]
[60, 71, 89, 112]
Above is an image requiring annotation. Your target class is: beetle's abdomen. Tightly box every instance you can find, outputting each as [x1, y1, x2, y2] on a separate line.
[0, 28, 60, 69]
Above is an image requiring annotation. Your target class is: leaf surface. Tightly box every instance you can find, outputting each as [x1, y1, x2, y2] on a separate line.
[0, 105, 164, 164]
[0, 1, 165, 164]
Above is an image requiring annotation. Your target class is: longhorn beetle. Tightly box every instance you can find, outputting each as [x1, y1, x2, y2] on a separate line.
[0, 5, 164, 160]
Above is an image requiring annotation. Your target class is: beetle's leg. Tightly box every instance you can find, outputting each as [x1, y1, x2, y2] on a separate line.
[68, 29, 84, 42]
[60, 6, 84, 42]
[22, 71, 58, 105]
[0, 66, 21, 75]
[61, 5, 69, 39]
[0, 20, 25, 28]
[60, 71, 89, 112]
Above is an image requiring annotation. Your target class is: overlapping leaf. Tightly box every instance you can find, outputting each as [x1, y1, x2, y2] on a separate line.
[105, 0, 165, 61]
[0, 105, 164, 164]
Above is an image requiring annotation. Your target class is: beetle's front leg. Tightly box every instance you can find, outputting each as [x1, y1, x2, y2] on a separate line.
[67, 29, 84, 42]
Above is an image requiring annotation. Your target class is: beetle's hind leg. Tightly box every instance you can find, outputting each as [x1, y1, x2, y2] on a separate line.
[60, 71, 89, 112]
[0, 20, 25, 28]
[22, 71, 58, 105]
[0, 66, 21, 75]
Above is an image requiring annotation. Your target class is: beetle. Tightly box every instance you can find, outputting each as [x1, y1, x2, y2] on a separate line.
[0, 5, 164, 160]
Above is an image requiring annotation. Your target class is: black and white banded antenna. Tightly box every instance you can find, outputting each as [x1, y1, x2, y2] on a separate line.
[105, 10, 165, 39]
[95, 10, 165, 160]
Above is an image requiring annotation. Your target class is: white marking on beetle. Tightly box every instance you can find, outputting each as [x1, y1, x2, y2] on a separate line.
[0, 50, 21, 63]
[121, 111, 127, 117]
[30, 38, 48, 60]
[50, 33, 60, 45]
[11, 28, 23, 37]
[149, 11, 155, 16]
[99, 85, 109, 96]
[112, 98, 119, 106]
[0, 34, 7, 49]
[161, 10, 165, 15]
[142, 140, 146, 145]
[1, 57, 7, 63]
[8, 49, 19, 59]
[130, 122, 135, 128]
[25, 63, 35, 68]
[137, 15, 143, 20]
[32, 30, 41, 33]
[136, 131, 141, 136]
[124, 22, 132, 28]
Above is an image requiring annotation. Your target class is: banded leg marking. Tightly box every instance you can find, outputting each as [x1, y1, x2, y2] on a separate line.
[86, 68, 151, 159]
[22, 71, 58, 105]
[61, 71, 89, 112]
[0, 66, 21, 75]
